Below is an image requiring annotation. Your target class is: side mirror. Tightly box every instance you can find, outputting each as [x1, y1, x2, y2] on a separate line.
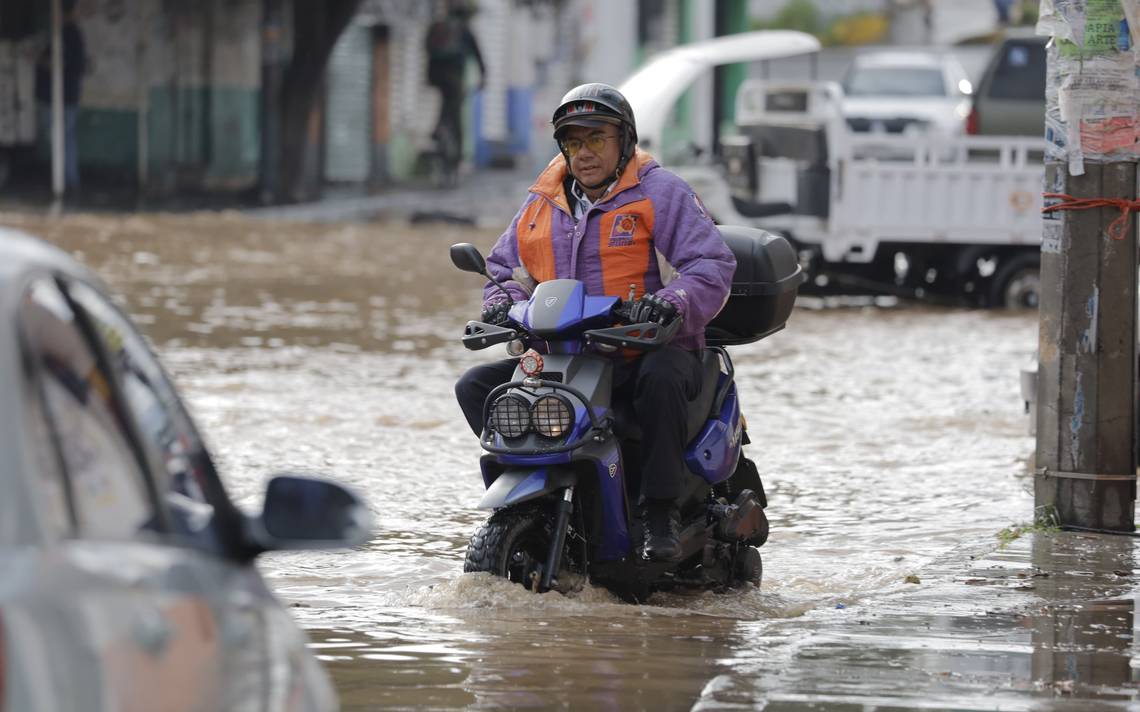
[450, 243, 487, 275]
[244, 474, 372, 554]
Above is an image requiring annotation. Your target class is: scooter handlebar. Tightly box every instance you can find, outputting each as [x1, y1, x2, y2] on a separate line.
[583, 317, 682, 351]
[462, 320, 520, 351]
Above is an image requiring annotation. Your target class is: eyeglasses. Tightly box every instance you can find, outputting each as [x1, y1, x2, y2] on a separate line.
[560, 134, 617, 157]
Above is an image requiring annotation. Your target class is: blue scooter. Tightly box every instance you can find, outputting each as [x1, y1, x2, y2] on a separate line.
[452, 226, 803, 601]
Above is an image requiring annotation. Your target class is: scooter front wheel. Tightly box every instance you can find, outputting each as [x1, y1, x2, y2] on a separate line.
[464, 502, 557, 589]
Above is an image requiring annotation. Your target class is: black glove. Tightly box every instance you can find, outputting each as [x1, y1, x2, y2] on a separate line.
[480, 301, 511, 326]
[628, 293, 679, 326]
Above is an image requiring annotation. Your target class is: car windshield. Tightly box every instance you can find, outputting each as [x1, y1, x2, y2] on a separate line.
[843, 67, 946, 97]
[987, 41, 1046, 100]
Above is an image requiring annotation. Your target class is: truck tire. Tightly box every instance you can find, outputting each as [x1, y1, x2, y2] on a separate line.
[988, 252, 1040, 309]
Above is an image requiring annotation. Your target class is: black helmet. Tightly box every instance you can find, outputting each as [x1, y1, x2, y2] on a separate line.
[552, 83, 638, 187]
[551, 83, 637, 143]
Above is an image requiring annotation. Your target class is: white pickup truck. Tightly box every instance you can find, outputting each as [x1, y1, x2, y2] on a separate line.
[621, 33, 1044, 307]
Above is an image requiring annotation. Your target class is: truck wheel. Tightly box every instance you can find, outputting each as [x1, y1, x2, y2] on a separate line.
[988, 253, 1040, 309]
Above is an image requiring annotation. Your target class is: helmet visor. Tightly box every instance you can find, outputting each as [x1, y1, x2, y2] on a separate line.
[553, 114, 622, 138]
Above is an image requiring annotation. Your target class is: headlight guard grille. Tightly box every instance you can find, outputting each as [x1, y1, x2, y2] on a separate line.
[490, 395, 531, 438]
[531, 394, 574, 438]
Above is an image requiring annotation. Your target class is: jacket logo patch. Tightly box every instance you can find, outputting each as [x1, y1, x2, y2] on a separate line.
[608, 214, 638, 247]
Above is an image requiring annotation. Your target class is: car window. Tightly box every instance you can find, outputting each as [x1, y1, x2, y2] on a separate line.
[23, 378, 74, 539]
[986, 41, 1046, 101]
[65, 280, 223, 548]
[842, 67, 946, 97]
[20, 278, 155, 540]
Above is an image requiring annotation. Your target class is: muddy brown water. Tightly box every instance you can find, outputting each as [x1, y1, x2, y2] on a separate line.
[7, 212, 1135, 710]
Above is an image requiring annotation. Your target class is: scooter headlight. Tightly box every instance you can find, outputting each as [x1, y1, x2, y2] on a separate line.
[490, 395, 531, 438]
[531, 395, 574, 438]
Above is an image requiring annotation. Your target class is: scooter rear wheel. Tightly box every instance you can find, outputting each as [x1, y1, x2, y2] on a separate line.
[736, 546, 763, 587]
[464, 503, 557, 589]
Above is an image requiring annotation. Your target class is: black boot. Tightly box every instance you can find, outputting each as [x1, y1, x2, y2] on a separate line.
[641, 499, 681, 562]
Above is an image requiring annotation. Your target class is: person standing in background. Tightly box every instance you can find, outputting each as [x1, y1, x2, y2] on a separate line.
[35, 0, 86, 196]
[994, 0, 1014, 25]
[425, 0, 486, 164]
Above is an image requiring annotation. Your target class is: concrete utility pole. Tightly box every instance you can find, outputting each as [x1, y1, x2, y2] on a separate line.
[136, 0, 151, 193]
[1034, 1, 1139, 532]
[260, 0, 287, 203]
[50, 0, 64, 202]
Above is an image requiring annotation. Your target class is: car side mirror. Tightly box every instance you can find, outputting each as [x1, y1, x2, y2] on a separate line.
[244, 474, 372, 554]
[450, 243, 487, 275]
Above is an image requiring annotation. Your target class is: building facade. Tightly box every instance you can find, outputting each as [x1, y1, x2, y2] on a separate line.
[0, 0, 750, 198]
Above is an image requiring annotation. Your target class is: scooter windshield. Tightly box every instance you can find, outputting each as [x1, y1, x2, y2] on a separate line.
[522, 279, 617, 338]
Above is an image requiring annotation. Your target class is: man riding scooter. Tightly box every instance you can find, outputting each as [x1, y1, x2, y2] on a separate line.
[455, 83, 736, 561]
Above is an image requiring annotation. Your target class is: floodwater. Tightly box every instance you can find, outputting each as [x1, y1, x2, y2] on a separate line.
[7, 212, 1138, 710]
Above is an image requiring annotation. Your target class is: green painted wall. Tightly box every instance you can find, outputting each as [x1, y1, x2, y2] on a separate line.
[718, 0, 748, 134]
[207, 88, 260, 183]
[146, 87, 207, 169]
[77, 109, 137, 167]
[661, 0, 694, 156]
[387, 132, 418, 182]
[72, 86, 259, 187]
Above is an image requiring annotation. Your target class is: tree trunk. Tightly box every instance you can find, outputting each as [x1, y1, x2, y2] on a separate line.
[274, 0, 361, 204]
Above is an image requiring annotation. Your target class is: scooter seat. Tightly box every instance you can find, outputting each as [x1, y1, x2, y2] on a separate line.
[612, 349, 723, 444]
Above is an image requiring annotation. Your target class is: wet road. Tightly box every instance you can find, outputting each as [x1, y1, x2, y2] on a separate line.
[8, 212, 1137, 710]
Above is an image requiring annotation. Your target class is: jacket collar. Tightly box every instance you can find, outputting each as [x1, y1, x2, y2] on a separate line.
[530, 147, 656, 212]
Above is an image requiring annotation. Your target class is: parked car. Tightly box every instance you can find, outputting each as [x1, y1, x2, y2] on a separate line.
[0, 227, 372, 711]
[840, 49, 974, 139]
[967, 33, 1047, 137]
[622, 33, 1046, 308]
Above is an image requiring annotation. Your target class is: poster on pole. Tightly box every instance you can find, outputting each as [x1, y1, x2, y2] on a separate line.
[1037, 0, 1140, 173]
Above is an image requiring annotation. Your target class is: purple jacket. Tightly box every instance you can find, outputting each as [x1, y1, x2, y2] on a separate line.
[483, 149, 735, 350]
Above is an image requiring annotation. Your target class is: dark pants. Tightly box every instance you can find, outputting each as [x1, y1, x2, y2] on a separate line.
[994, 0, 1013, 23]
[454, 347, 703, 501]
[433, 76, 465, 159]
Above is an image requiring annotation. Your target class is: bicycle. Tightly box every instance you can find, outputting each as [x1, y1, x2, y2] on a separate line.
[429, 121, 460, 190]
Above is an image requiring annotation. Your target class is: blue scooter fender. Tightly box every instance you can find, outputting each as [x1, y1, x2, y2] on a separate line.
[478, 468, 579, 509]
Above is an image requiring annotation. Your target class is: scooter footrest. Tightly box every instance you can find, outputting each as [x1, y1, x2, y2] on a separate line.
[714, 490, 769, 546]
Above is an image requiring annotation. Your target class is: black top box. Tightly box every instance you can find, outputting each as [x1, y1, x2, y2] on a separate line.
[705, 226, 806, 346]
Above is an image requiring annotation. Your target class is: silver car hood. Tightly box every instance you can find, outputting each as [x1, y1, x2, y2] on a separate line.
[841, 96, 970, 131]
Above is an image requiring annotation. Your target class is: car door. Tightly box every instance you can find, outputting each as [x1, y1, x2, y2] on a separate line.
[59, 278, 301, 711]
[16, 276, 228, 712]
